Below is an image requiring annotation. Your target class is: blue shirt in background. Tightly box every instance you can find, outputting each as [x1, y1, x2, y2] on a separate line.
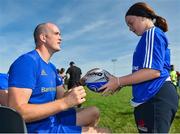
[0, 73, 9, 90]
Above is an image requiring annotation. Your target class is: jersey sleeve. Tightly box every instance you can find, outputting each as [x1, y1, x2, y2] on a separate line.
[8, 55, 37, 89]
[56, 75, 63, 86]
[143, 28, 167, 72]
[0, 74, 8, 90]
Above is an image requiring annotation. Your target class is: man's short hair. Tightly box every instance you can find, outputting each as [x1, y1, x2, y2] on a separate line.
[33, 23, 47, 44]
[70, 61, 75, 66]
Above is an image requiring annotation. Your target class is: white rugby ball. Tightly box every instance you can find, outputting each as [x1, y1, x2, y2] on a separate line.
[82, 68, 111, 92]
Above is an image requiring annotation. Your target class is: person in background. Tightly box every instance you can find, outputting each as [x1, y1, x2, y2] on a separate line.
[8, 22, 110, 133]
[170, 65, 178, 88]
[57, 68, 67, 89]
[66, 61, 82, 89]
[176, 71, 180, 95]
[100, 2, 179, 133]
[0, 73, 8, 106]
[176, 71, 180, 96]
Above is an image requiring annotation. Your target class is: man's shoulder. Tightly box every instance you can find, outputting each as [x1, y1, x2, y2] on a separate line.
[74, 66, 80, 69]
[75, 66, 81, 71]
[11, 50, 39, 68]
[73, 66, 81, 74]
[16, 50, 38, 62]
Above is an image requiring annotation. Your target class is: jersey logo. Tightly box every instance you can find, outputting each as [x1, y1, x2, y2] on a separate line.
[132, 66, 139, 71]
[137, 119, 148, 132]
[41, 69, 47, 75]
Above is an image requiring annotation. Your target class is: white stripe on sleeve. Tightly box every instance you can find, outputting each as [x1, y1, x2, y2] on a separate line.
[143, 27, 155, 68]
[149, 28, 155, 68]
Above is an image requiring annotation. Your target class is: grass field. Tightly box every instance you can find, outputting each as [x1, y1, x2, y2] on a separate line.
[83, 86, 180, 133]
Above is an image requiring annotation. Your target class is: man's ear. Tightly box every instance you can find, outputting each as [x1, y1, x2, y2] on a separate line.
[39, 33, 46, 43]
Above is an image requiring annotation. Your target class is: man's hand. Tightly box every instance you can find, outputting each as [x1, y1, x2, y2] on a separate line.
[63, 86, 86, 107]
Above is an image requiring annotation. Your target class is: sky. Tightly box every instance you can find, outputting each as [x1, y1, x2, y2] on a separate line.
[0, 0, 180, 76]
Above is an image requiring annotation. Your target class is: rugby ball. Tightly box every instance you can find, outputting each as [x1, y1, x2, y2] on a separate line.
[81, 68, 111, 92]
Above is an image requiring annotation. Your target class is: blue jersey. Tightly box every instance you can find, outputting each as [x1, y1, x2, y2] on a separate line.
[132, 27, 170, 103]
[0, 73, 9, 90]
[8, 50, 63, 132]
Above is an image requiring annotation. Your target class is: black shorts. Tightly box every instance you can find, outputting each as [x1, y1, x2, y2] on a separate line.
[134, 81, 179, 133]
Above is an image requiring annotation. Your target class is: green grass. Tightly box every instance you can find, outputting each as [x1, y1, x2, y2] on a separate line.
[83, 86, 180, 133]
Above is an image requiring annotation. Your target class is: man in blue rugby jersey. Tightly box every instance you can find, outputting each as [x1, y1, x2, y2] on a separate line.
[8, 22, 110, 133]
